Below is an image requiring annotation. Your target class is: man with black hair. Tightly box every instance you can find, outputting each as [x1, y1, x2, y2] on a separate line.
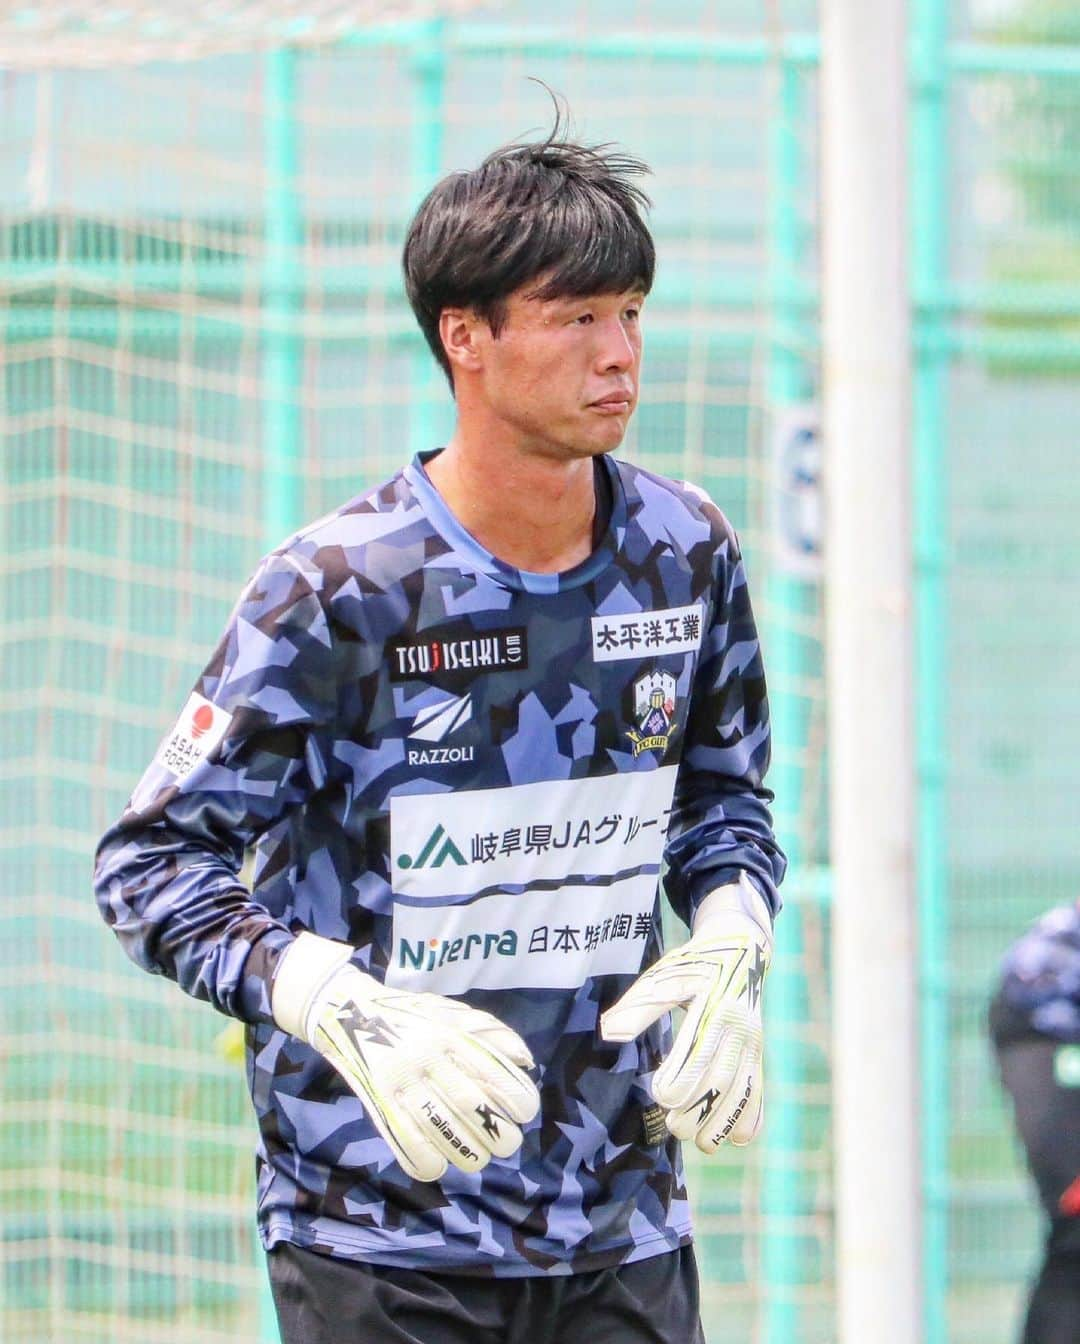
[95, 125, 785, 1344]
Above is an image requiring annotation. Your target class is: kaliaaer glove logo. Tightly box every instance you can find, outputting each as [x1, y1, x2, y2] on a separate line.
[626, 670, 677, 757]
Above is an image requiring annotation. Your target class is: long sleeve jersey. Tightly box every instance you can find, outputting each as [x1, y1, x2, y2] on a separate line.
[94, 450, 786, 1276]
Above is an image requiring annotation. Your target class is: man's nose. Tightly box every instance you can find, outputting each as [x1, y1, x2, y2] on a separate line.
[595, 317, 636, 372]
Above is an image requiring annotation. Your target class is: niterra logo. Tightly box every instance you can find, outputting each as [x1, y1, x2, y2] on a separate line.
[396, 824, 465, 871]
[389, 626, 527, 688]
[399, 928, 518, 972]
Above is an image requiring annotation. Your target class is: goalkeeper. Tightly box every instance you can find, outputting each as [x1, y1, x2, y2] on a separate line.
[94, 117, 785, 1344]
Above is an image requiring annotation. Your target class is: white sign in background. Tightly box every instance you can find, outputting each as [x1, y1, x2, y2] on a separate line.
[771, 404, 823, 581]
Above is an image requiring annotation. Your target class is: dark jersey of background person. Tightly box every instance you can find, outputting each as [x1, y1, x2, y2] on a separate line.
[94, 451, 785, 1276]
[991, 904, 1080, 1047]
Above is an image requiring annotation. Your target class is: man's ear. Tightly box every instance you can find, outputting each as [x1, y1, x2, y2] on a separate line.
[439, 308, 485, 376]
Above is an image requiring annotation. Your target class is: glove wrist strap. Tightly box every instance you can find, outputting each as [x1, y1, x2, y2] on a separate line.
[692, 873, 774, 947]
[271, 931, 358, 1041]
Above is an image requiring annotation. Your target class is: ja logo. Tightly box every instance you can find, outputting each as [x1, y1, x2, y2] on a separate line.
[397, 823, 466, 871]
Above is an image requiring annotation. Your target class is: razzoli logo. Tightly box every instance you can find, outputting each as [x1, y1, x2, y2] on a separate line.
[406, 693, 476, 768]
[400, 928, 518, 973]
[396, 823, 466, 871]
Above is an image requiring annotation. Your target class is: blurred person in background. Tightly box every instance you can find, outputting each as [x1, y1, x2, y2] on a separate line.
[93, 113, 785, 1344]
[990, 902, 1080, 1344]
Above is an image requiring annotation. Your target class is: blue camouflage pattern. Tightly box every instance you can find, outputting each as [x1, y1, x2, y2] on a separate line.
[998, 904, 1080, 1043]
[94, 450, 786, 1276]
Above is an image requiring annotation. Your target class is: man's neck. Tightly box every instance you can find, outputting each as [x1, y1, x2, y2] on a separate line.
[424, 433, 600, 574]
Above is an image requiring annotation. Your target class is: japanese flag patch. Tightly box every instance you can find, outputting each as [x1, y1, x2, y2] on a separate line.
[152, 692, 232, 780]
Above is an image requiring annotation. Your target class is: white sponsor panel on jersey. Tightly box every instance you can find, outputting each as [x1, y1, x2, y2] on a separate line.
[390, 767, 677, 900]
[590, 604, 705, 662]
[388, 871, 661, 993]
[387, 767, 678, 992]
[153, 692, 232, 779]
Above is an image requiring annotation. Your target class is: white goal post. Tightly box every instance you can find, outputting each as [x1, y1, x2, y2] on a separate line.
[821, 2, 922, 1342]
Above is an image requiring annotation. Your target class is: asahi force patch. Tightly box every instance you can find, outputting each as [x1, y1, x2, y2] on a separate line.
[152, 692, 232, 780]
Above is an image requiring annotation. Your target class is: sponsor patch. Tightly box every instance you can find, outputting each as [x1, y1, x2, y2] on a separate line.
[405, 692, 476, 768]
[152, 692, 232, 780]
[406, 745, 476, 767]
[390, 769, 677, 901]
[388, 627, 527, 687]
[387, 768, 678, 992]
[591, 604, 704, 663]
[389, 874, 661, 993]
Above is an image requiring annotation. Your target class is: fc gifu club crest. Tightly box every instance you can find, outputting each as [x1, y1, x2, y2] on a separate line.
[626, 670, 677, 758]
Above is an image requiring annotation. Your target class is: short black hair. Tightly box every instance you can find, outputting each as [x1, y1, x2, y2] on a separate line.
[403, 119, 655, 385]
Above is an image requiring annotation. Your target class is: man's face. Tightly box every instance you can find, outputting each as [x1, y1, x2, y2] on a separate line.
[464, 282, 645, 461]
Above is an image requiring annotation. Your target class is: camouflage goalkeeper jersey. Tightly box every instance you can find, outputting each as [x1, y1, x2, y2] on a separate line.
[94, 450, 786, 1277]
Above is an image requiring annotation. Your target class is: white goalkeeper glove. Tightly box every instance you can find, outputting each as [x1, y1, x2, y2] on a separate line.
[271, 932, 541, 1183]
[600, 874, 772, 1153]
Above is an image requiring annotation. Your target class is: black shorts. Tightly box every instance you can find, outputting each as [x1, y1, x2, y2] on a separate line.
[267, 1241, 706, 1344]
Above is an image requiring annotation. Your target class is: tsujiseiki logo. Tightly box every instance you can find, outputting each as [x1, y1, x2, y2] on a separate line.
[399, 928, 518, 973]
[406, 693, 475, 767]
[396, 824, 466, 871]
[388, 626, 527, 687]
[626, 670, 677, 758]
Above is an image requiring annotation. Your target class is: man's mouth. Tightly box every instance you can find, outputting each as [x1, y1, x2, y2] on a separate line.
[589, 392, 634, 411]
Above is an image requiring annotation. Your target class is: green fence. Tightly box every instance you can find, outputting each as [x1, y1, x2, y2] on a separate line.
[1, 3, 1078, 1341]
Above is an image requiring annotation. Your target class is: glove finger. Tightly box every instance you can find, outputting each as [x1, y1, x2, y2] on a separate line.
[309, 1021, 447, 1182]
[727, 1056, 764, 1147]
[437, 1000, 536, 1069]
[452, 1040, 541, 1126]
[399, 1077, 490, 1177]
[661, 1030, 744, 1139]
[599, 955, 698, 1043]
[427, 1062, 524, 1162]
[663, 1094, 714, 1142]
[361, 1078, 449, 1183]
[652, 991, 743, 1109]
[693, 1054, 760, 1155]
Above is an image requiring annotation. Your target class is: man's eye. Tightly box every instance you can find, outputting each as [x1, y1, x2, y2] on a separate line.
[573, 313, 594, 325]
[624, 308, 640, 321]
